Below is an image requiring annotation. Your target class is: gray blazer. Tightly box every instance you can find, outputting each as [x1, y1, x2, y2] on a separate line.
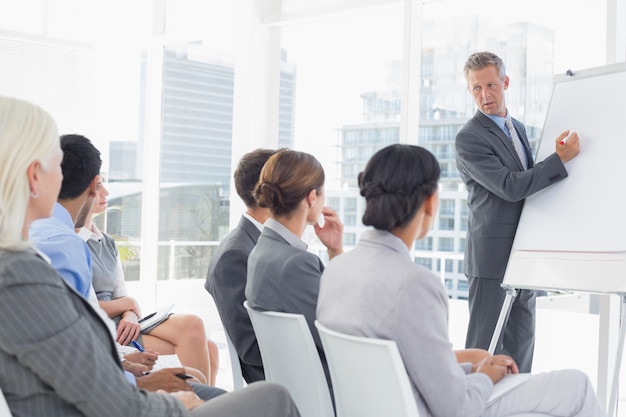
[317, 230, 492, 417]
[0, 248, 189, 417]
[455, 111, 568, 279]
[245, 226, 330, 388]
[205, 216, 265, 383]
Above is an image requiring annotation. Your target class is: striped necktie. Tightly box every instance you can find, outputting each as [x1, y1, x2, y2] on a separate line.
[504, 118, 527, 170]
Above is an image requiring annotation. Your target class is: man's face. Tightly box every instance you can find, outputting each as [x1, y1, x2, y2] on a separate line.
[73, 177, 99, 228]
[467, 64, 509, 117]
[74, 195, 96, 229]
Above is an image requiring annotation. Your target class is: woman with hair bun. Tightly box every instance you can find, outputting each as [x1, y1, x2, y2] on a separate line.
[245, 149, 344, 390]
[317, 144, 605, 417]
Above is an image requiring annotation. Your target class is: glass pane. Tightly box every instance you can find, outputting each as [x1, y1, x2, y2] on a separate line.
[0, 0, 151, 281]
[155, 40, 234, 280]
[423, 0, 605, 73]
[281, 5, 404, 251]
[421, 0, 606, 296]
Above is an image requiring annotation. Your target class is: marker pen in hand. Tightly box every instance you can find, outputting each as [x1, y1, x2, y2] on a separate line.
[132, 340, 145, 352]
[560, 131, 574, 145]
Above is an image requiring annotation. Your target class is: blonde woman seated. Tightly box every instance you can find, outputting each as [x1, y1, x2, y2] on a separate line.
[316, 144, 606, 417]
[79, 180, 219, 385]
[0, 95, 300, 417]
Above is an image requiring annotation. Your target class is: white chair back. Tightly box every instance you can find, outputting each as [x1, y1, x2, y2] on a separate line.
[244, 301, 334, 417]
[315, 322, 551, 417]
[0, 387, 13, 417]
[315, 321, 420, 417]
[224, 332, 245, 389]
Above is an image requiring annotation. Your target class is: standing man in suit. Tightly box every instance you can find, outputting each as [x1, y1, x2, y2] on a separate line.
[455, 51, 581, 373]
[205, 148, 277, 383]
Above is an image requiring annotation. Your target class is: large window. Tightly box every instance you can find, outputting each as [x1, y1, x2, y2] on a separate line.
[281, 5, 405, 189]
[0, 0, 615, 290]
[275, 0, 609, 289]
[1, 0, 623, 395]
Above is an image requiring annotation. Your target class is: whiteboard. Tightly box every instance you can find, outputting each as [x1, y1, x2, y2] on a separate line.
[503, 62, 626, 294]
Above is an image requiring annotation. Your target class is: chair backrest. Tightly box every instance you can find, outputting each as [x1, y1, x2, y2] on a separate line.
[244, 301, 334, 417]
[224, 331, 245, 390]
[0, 387, 13, 417]
[315, 321, 420, 417]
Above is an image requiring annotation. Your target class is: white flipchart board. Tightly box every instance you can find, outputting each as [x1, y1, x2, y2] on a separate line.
[504, 62, 626, 294]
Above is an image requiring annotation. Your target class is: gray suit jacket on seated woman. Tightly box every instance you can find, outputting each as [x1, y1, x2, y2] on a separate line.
[316, 143, 605, 417]
[246, 219, 326, 364]
[244, 149, 344, 398]
[0, 248, 193, 417]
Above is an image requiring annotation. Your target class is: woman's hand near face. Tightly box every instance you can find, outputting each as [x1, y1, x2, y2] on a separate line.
[314, 207, 344, 259]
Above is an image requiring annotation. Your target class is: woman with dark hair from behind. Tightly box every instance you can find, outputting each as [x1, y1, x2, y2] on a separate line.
[316, 144, 606, 417]
[245, 149, 344, 392]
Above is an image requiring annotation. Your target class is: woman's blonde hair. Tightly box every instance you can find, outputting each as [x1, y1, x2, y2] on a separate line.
[0, 96, 59, 251]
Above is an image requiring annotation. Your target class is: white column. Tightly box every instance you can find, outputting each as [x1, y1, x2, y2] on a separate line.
[597, 2, 626, 410]
[137, 1, 166, 310]
[606, 0, 626, 64]
[229, 0, 283, 227]
[399, 0, 422, 145]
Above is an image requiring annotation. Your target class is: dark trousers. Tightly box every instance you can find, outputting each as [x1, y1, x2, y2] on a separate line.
[465, 276, 536, 373]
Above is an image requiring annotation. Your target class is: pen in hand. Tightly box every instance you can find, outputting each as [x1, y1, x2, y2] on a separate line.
[560, 130, 575, 145]
[132, 340, 145, 352]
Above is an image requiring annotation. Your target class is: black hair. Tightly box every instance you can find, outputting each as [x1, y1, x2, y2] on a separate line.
[234, 148, 279, 208]
[58, 134, 102, 200]
[358, 144, 440, 231]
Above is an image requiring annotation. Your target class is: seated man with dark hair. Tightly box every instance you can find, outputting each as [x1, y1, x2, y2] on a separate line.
[205, 148, 278, 383]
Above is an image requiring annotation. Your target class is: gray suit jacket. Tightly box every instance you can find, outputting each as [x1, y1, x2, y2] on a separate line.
[0, 248, 189, 417]
[317, 230, 492, 417]
[455, 111, 568, 279]
[245, 226, 331, 389]
[205, 216, 265, 383]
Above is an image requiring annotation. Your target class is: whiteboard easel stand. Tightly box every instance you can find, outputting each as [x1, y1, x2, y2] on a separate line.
[608, 294, 626, 417]
[487, 286, 518, 355]
[489, 286, 626, 417]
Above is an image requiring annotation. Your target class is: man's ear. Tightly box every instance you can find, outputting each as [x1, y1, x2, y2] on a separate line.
[88, 175, 99, 197]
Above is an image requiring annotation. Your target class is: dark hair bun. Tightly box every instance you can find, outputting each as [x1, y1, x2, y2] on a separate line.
[255, 181, 285, 212]
[359, 144, 440, 231]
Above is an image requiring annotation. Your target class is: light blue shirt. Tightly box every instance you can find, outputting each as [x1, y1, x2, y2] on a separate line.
[29, 202, 93, 299]
[482, 110, 508, 137]
[124, 371, 137, 386]
[483, 109, 528, 167]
